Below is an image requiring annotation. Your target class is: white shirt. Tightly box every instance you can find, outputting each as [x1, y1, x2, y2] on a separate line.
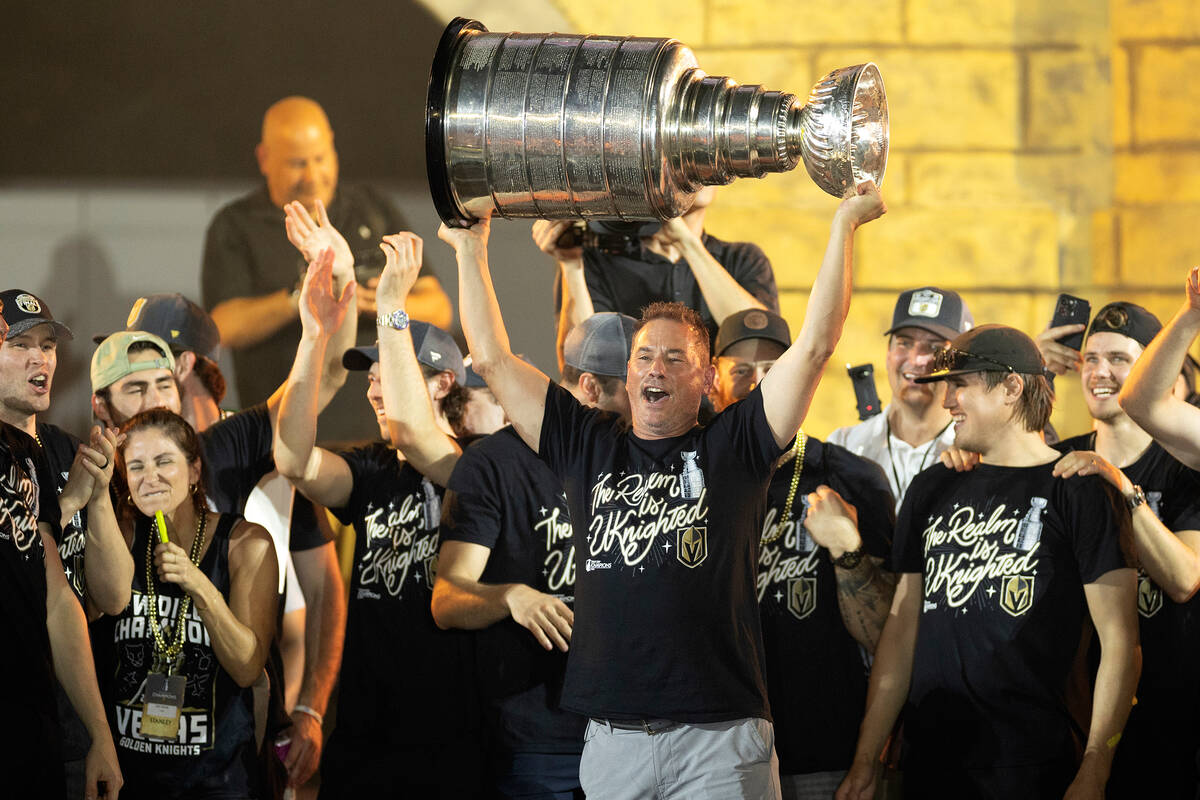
[827, 405, 957, 506]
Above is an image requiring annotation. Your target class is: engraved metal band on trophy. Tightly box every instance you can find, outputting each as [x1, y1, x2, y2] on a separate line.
[426, 17, 888, 226]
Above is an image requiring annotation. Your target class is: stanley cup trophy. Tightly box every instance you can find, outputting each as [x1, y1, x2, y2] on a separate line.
[426, 17, 888, 226]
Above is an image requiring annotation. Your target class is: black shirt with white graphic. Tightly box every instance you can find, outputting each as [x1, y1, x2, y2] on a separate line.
[442, 425, 586, 755]
[893, 462, 1130, 771]
[539, 382, 784, 723]
[110, 513, 257, 797]
[0, 422, 62, 792]
[328, 443, 476, 746]
[758, 437, 894, 775]
[1056, 434, 1200, 797]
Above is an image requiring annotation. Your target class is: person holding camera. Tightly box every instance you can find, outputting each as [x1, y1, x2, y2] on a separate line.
[533, 186, 779, 369]
[202, 96, 452, 441]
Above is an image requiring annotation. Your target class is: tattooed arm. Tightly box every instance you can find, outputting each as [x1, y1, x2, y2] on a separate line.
[806, 485, 897, 652]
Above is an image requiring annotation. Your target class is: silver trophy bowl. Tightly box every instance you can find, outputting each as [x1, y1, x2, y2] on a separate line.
[426, 18, 887, 226]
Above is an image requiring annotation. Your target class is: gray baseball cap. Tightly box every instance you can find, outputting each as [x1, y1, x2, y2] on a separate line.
[885, 287, 974, 341]
[564, 312, 636, 378]
[343, 322, 466, 384]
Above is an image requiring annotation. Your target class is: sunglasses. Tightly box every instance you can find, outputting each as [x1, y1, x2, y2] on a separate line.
[931, 346, 1016, 374]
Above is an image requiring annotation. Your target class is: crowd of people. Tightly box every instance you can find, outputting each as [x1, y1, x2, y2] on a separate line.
[4, 93, 1200, 800]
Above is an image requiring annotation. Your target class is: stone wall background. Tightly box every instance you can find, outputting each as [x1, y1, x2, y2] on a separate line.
[552, 0, 1200, 438]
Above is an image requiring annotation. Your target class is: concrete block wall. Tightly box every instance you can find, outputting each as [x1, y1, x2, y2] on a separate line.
[553, 0, 1200, 438]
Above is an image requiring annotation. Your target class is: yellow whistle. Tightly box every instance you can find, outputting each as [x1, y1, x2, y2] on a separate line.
[154, 510, 169, 544]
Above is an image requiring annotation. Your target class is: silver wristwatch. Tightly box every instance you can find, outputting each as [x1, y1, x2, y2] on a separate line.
[377, 309, 410, 331]
[1125, 485, 1147, 511]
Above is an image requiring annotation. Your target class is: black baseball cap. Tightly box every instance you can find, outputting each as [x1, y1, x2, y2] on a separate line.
[1086, 302, 1162, 349]
[885, 287, 974, 341]
[916, 324, 1046, 383]
[714, 309, 791, 357]
[95, 293, 220, 360]
[0, 290, 74, 340]
[343, 322, 466, 384]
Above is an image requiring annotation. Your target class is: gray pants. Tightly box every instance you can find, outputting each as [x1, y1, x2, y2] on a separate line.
[579, 717, 781, 800]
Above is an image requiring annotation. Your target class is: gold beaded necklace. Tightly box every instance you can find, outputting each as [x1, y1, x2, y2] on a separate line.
[145, 508, 206, 674]
[761, 432, 807, 545]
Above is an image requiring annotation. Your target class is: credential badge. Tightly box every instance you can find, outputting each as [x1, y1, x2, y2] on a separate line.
[677, 526, 708, 569]
[15, 294, 41, 314]
[999, 574, 1035, 617]
[908, 289, 943, 319]
[787, 577, 817, 620]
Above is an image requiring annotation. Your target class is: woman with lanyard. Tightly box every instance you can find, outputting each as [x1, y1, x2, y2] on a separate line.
[107, 408, 278, 799]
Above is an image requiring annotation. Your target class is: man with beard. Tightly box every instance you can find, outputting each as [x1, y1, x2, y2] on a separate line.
[445, 181, 886, 798]
[1036, 301, 1200, 798]
[434, 311, 634, 798]
[711, 308, 896, 798]
[837, 325, 1138, 800]
[828, 288, 974, 504]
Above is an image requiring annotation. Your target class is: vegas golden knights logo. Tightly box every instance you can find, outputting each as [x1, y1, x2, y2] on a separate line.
[677, 526, 708, 569]
[1137, 572, 1163, 618]
[1000, 575, 1035, 617]
[787, 577, 817, 620]
[424, 553, 439, 586]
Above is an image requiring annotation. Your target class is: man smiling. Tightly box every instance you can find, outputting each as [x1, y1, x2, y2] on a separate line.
[443, 180, 885, 799]
[829, 287, 974, 503]
[1041, 302, 1200, 798]
[838, 324, 1139, 800]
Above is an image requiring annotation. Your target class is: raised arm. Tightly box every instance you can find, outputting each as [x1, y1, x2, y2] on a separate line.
[439, 216, 551, 453]
[836, 570, 921, 800]
[659, 217, 766, 326]
[263, 200, 360, 427]
[377, 232, 462, 487]
[80, 426, 134, 616]
[273, 248, 356, 509]
[1066, 569, 1140, 799]
[533, 220, 594, 374]
[760, 182, 886, 448]
[1120, 266, 1200, 469]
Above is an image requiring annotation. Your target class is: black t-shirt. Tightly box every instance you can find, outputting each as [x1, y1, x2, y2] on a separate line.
[1056, 433, 1200, 796]
[539, 382, 783, 723]
[288, 492, 331, 552]
[758, 436, 894, 775]
[441, 426, 586, 755]
[202, 184, 425, 442]
[198, 403, 274, 515]
[893, 462, 1131, 769]
[0, 422, 64, 792]
[36, 423, 88, 603]
[559, 233, 778, 346]
[329, 443, 476, 745]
